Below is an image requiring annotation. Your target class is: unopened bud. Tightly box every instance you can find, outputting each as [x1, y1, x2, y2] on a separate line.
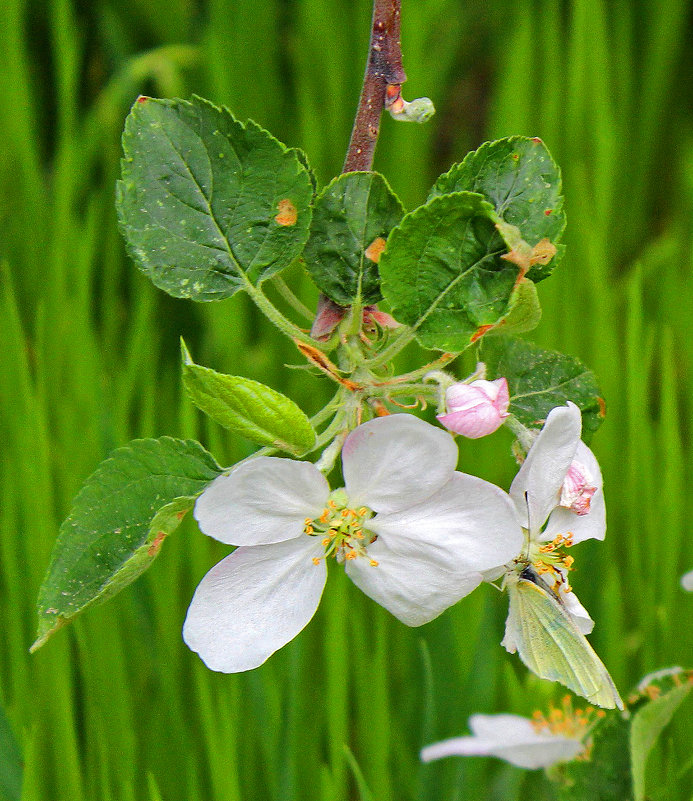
[436, 378, 510, 438]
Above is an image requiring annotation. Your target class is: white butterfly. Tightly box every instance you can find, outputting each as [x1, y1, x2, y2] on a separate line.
[503, 563, 623, 710]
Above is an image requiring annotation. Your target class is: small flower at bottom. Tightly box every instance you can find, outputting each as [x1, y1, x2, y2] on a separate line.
[183, 414, 523, 672]
[420, 698, 603, 770]
[436, 377, 510, 438]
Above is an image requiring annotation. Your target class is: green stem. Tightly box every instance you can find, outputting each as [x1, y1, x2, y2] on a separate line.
[382, 352, 460, 384]
[368, 382, 438, 399]
[363, 326, 416, 369]
[504, 415, 536, 451]
[315, 429, 349, 474]
[310, 391, 343, 429]
[242, 277, 325, 349]
[270, 273, 315, 321]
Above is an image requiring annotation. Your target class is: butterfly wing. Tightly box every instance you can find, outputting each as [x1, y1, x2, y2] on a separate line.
[505, 574, 623, 709]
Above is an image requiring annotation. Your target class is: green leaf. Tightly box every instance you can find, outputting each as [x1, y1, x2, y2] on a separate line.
[481, 336, 605, 437]
[291, 147, 318, 194]
[379, 192, 519, 351]
[32, 437, 222, 650]
[117, 95, 314, 301]
[181, 340, 316, 456]
[430, 136, 565, 281]
[554, 712, 631, 801]
[303, 171, 404, 306]
[485, 277, 542, 337]
[631, 679, 693, 801]
[0, 701, 22, 801]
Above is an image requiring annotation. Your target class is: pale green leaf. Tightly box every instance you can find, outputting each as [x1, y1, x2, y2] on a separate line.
[181, 340, 316, 456]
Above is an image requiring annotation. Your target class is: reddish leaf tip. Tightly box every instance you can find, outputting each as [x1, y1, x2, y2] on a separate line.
[470, 324, 494, 343]
[148, 531, 167, 557]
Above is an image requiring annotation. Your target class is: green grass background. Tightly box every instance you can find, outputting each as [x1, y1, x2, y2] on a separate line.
[1, 1, 692, 799]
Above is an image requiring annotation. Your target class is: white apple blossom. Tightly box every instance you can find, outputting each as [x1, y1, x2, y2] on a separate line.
[681, 571, 693, 592]
[436, 377, 510, 438]
[421, 700, 601, 770]
[501, 401, 606, 641]
[184, 414, 523, 673]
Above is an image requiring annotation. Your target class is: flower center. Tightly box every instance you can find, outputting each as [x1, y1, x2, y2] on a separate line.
[531, 695, 605, 759]
[303, 491, 378, 567]
[527, 532, 575, 592]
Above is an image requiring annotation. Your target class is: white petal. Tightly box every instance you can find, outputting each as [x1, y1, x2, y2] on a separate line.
[559, 588, 595, 635]
[542, 496, 605, 545]
[542, 441, 606, 543]
[183, 537, 326, 672]
[368, 473, 524, 574]
[345, 534, 483, 626]
[345, 473, 523, 625]
[194, 456, 330, 546]
[501, 604, 520, 653]
[681, 570, 693, 591]
[421, 714, 583, 769]
[341, 415, 457, 513]
[510, 403, 582, 534]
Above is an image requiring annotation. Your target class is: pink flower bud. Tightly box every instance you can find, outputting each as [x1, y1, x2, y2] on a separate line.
[436, 378, 510, 438]
[559, 461, 596, 516]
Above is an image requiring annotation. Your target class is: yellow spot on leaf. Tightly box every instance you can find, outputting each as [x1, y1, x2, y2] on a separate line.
[529, 238, 557, 266]
[275, 199, 298, 226]
[365, 236, 387, 263]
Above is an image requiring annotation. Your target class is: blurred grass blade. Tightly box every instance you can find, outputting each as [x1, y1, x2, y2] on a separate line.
[0, 702, 22, 801]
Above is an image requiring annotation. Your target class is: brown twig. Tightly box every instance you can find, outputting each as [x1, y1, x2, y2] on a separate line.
[343, 0, 406, 172]
[310, 1, 407, 337]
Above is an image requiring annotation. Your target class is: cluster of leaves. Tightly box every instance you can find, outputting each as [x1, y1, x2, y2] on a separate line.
[34, 96, 600, 647]
[33, 96, 602, 660]
[552, 669, 693, 801]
